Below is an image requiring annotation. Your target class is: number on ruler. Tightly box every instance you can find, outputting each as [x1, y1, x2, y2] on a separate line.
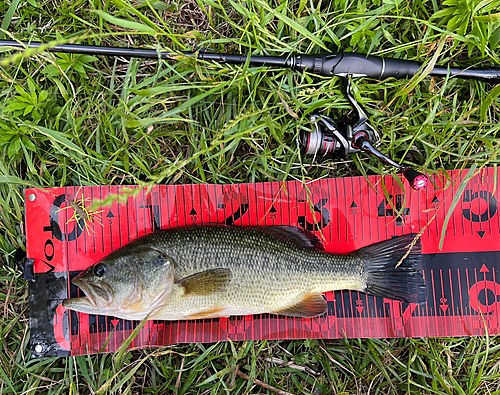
[43, 194, 84, 242]
[140, 192, 161, 231]
[377, 194, 409, 226]
[297, 187, 330, 231]
[462, 190, 498, 223]
[217, 191, 249, 225]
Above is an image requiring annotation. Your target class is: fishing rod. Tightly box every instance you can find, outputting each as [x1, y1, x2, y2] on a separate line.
[3, 40, 500, 81]
[4, 40, 498, 189]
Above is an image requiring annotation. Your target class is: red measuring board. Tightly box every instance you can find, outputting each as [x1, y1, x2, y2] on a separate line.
[25, 167, 500, 357]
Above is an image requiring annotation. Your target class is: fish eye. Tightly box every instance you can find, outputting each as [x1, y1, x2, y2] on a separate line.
[94, 264, 107, 277]
[151, 254, 166, 266]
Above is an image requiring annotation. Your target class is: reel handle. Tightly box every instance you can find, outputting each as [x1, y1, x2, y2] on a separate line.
[354, 135, 429, 191]
[403, 169, 429, 191]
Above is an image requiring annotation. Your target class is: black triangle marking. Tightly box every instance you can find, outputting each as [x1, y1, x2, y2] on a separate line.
[41, 259, 55, 274]
[432, 196, 440, 203]
[478, 230, 486, 238]
[106, 211, 115, 218]
[270, 205, 277, 213]
[189, 208, 197, 215]
[350, 201, 358, 208]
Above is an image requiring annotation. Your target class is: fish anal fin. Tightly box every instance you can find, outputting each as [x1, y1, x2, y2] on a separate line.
[185, 307, 226, 319]
[177, 268, 231, 296]
[274, 292, 327, 318]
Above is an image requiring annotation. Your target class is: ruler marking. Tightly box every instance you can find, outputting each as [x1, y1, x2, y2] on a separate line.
[488, 168, 492, 235]
[166, 185, 172, 345]
[460, 172, 466, 238]
[343, 177, 348, 243]
[359, 178, 364, 242]
[458, 268, 463, 318]
[66, 187, 74, 353]
[73, 186, 78, 257]
[158, 187, 165, 347]
[101, 186, 106, 252]
[497, 168, 500, 234]
[293, 182, 298, 341]
[349, 177, 355, 242]
[366, 293, 372, 338]
[263, 182, 267, 227]
[134, 187, 139, 241]
[436, 175, 441, 239]
[348, 290, 354, 337]
[182, 186, 187, 227]
[100, 187, 108, 354]
[474, 268, 480, 334]
[142, 188, 146, 234]
[440, 270, 449, 336]
[326, 178, 332, 245]
[491, 265, 497, 332]
[83, 187, 87, 255]
[254, 181, 259, 226]
[420, 271, 428, 335]
[135, 191, 141, 350]
[431, 270, 437, 333]
[293, 181, 298, 229]
[111, 186, 118, 351]
[234, 184, 238, 226]
[91, 187, 96, 255]
[414, 177, 418, 238]
[469, 174, 474, 238]
[449, 268, 455, 319]
[339, 290, 346, 335]
[428, 174, 432, 239]
[335, 177, 340, 243]
[466, 268, 471, 316]
[451, 176, 457, 238]
[204, 184, 208, 226]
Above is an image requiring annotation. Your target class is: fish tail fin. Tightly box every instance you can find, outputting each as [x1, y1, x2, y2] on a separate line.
[356, 234, 427, 304]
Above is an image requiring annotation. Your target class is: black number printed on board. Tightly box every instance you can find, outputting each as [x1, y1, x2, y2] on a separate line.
[462, 190, 498, 223]
[298, 188, 330, 231]
[43, 194, 84, 242]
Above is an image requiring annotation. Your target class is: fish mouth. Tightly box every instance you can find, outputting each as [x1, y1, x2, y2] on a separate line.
[71, 277, 114, 309]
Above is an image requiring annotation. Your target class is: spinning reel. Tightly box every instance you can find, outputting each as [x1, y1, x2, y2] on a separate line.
[300, 79, 428, 190]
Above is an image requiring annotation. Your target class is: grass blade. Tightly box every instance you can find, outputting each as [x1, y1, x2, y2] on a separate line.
[0, 0, 21, 40]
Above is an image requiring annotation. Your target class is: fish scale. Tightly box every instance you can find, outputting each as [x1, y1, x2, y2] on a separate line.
[63, 225, 425, 321]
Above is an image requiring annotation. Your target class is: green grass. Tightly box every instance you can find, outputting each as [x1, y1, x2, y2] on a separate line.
[1, 0, 500, 393]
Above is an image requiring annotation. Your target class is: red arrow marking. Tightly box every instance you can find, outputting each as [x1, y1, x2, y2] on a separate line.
[480, 264, 489, 273]
[356, 306, 364, 314]
[440, 305, 449, 312]
[111, 319, 119, 327]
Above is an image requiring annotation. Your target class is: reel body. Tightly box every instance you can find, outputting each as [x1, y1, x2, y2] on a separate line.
[300, 79, 428, 190]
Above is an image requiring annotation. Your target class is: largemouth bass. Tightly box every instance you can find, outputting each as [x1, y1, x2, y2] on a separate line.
[62, 226, 426, 320]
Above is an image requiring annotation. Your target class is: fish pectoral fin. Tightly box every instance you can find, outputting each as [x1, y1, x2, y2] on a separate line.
[274, 292, 327, 318]
[176, 268, 232, 296]
[184, 307, 227, 319]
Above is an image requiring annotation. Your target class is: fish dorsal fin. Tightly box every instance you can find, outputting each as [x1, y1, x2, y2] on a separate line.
[252, 226, 324, 251]
[274, 292, 327, 318]
[177, 268, 232, 296]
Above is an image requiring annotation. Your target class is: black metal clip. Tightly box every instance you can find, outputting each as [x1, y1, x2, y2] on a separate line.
[15, 248, 34, 281]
